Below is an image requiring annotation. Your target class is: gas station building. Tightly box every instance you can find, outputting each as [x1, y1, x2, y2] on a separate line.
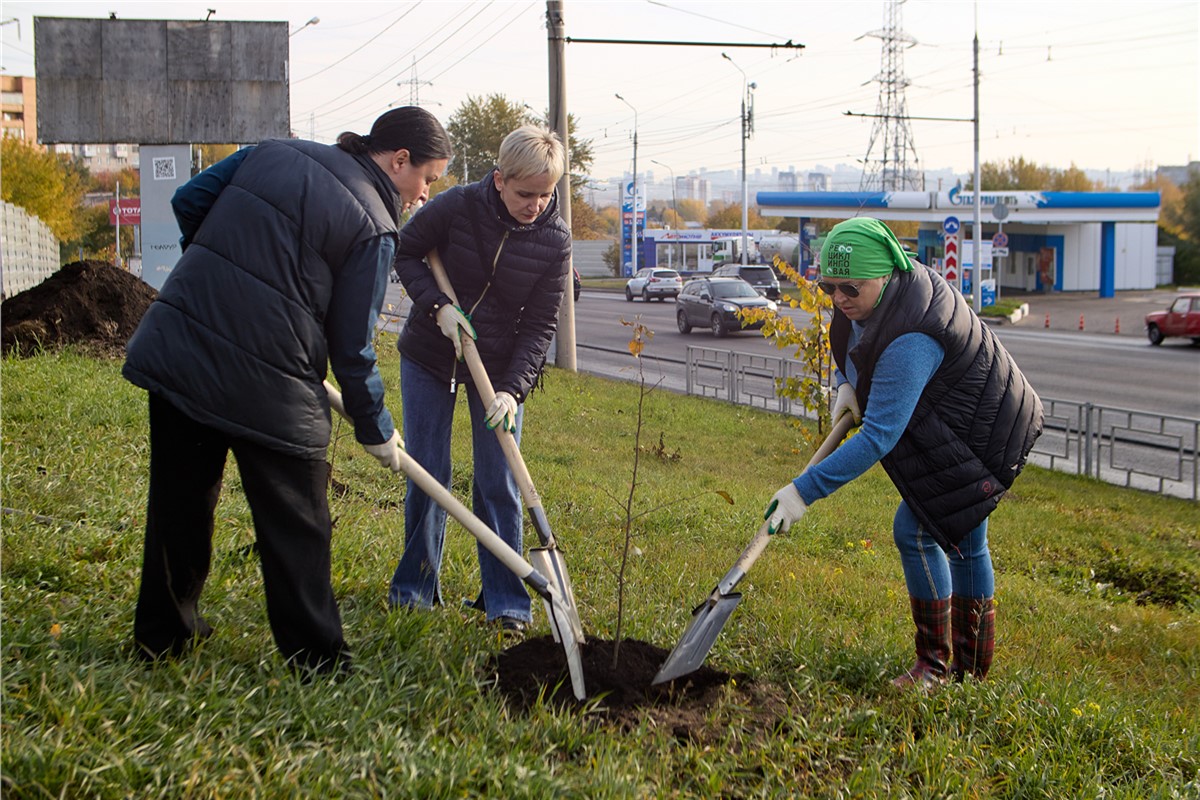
[754, 188, 1162, 297]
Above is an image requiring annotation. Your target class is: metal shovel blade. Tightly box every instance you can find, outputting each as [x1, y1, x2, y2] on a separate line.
[529, 546, 585, 645]
[544, 586, 587, 700]
[651, 591, 743, 685]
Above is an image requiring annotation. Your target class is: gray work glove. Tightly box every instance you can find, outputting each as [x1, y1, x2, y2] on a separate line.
[485, 391, 518, 433]
[435, 304, 476, 361]
[765, 482, 808, 535]
[831, 382, 861, 426]
[363, 430, 404, 474]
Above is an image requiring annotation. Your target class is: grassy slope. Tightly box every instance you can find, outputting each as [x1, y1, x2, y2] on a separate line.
[2, 345, 1197, 798]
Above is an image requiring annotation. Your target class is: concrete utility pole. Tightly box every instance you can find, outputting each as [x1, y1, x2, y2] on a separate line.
[722, 53, 755, 265]
[971, 5, 982, 312]
[547, 0, 576, 370]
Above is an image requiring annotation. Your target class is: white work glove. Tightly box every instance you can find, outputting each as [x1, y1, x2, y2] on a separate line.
[435, 304, 476, 361]
[363, 430, 404, 474]
[485, 391, 518, 433]
[765, 482, 808, 535]
[831, 382, 861, 426]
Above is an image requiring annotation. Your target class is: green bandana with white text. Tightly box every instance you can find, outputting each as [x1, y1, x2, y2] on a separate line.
[819, 217, 914, 280]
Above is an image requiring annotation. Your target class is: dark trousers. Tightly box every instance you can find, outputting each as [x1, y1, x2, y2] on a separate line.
[134, 393, 347, 671]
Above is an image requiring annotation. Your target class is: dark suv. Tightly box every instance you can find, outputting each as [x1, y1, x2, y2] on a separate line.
[712, 264, 781, 301]
[676, 277, 778, 337]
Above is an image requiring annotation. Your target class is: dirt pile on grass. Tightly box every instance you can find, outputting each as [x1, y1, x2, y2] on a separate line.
[492, 637, 789, 744]
[1, 260, 156, 358]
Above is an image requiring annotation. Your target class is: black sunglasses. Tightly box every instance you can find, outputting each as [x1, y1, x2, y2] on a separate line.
[817, 280, 862, 298]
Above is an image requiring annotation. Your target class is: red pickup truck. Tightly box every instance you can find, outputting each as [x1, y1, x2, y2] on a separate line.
[1145, 292, 1200, 345]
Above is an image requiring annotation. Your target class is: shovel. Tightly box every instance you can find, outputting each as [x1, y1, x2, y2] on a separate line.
[324, 381, 586, 700]
[423, 250, 585, 646]
[652, 413, 857, 685]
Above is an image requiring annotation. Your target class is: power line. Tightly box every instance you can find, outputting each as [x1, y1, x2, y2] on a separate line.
[294, 1, 496, 125]
[292, 3, 423, 85]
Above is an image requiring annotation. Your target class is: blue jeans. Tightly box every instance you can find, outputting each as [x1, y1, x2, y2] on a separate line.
[893, 501, 994, 601]
[388, 357, 531, 623]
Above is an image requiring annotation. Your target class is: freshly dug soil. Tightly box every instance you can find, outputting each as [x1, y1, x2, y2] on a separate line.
[492, 636, 786, 742]
[1, 260, 156, 358]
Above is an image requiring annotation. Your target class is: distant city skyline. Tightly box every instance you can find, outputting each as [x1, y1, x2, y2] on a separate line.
[3, 1, 1195, 185]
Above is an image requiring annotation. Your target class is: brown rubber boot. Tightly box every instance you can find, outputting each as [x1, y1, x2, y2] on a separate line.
[951, 595, 995, 681]
[891, 596, 951, 689]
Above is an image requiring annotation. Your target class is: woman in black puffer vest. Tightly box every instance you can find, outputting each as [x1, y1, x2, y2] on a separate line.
[388, 125, 571, 633]
[124, 107, 452, 673]
[765, 217, 1042, 689]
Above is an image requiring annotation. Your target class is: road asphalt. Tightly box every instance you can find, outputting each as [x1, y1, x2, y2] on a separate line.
[992, 288, 1196, 339]
[584, 283, 1195, 340]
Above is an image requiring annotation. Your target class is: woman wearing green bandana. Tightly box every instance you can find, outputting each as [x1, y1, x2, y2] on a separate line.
[764, 217, 1043, 687]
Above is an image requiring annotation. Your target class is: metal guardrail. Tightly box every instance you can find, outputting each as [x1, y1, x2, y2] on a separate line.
[684, 345, 1198, 501]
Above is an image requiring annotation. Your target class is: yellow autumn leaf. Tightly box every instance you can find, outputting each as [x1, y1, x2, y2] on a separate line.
[49, 623, 61, 638]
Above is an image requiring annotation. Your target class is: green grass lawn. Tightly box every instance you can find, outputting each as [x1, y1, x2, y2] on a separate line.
[2, 343, 1197, 798]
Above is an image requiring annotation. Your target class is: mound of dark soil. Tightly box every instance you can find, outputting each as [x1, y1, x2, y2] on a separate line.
[492, 637, 786, 742]
[1, 260, 156, 358]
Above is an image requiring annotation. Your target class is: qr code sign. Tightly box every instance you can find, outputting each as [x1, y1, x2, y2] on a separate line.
[152, 157, 177, 181]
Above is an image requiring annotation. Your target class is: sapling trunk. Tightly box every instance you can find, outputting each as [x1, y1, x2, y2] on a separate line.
[612, 320, 650, 669]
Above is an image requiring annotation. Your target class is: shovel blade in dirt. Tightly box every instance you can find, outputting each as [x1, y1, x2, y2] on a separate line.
[530, 546, 584, 645]
[323, 380, 586, 699]
[423, 250, 586, 644]
[542, 582, 586, 700]
[651, 591, 743, 685]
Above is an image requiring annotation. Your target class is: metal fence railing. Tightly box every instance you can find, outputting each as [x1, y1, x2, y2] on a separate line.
[684, 345, 1198, 501]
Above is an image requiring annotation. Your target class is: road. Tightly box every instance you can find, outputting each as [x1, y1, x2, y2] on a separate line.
[383, 286, 1200, 420]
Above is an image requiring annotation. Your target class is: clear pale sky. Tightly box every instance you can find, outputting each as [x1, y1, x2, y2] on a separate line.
[4, 0, 1197, 185]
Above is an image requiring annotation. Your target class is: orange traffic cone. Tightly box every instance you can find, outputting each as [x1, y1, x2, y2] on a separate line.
[1078, 314, 1085, 331]
[1044, 313, 1050, 329]
[1115, 317, 1120, 334]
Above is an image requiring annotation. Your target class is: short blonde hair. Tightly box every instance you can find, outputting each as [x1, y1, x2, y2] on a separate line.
[497, 125, 565, 184]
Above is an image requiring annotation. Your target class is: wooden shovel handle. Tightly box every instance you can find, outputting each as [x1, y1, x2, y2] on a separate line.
[715, 414, 856, 596]
[424, 250, 555, 547]
[323, 380, 542, 587]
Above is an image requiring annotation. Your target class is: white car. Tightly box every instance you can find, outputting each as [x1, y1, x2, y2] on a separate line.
[625, 268, 683, 302]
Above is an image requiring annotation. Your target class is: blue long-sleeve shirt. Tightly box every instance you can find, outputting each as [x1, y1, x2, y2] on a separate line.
[170, 147, 396, 445]
[795, 324, 945, 504]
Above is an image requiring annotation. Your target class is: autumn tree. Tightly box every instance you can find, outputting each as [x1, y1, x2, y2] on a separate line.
[1177, 171, 1200, 283]
[675, 199, 706, 223]
[704, 202, 770, 230]
[1143, 168, 1200, 285]
[445, 94, 593, 190]
[661, 207, 685, 230]
[971, 156, 1099, 191]
[193, 144, 241, 175]
[89, 165, 140, 195]
[1, 137, 88, 242]
[569, 198, 613, 240]
[446, 94, 531, 183]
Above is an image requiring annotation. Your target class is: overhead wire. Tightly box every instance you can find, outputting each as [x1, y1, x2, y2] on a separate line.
[421, 2, 538, 86]
[292, 3, 424, 85]
[293, 1, 497, 126]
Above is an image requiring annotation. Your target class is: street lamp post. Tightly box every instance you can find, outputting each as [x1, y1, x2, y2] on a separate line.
[290, 16, 319, 36]
[650, 159, 679, 270]
[722, 53, 756, 266]
[615, 93, 639, 277]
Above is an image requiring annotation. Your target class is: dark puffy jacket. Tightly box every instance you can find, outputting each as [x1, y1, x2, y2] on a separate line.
[831, 265, 1043, 549]
[124, 139, 399, 459]
[394, 170, 571, 401]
